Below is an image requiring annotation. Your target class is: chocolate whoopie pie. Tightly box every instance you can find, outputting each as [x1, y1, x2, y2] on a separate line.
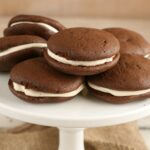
[0, 35, 47, 72]
[104, 27, 150, 58]
[44, 27, 120, 76]
[9, 57, 84, 103]
[87, 54, 150, 104]
[4, 14, 65, 40]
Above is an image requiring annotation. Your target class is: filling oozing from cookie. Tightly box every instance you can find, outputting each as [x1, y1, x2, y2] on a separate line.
[11, 22, 58, 33]
[88, 82, 150, 96]
[0, 43, 47, 56]
[47, 49, 116, 66]
[13, 82, 84, 97]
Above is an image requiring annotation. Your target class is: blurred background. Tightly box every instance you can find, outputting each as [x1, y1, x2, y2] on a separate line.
[0, 0, 150, 149]
[0, 0, 150, 18]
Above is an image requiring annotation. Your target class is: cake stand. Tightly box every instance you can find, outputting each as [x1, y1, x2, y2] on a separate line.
[0, 74, 150, 150]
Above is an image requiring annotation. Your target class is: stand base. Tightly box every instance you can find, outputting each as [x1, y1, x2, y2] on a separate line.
[59, 128, 85, 150]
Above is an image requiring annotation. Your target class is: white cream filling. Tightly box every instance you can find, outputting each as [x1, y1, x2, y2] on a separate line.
[47, 49, 115, 66]
[13, 82, 84, 97]
[11, 21, 58, 33]
[144, 54, 150, 59]
[0, 43, 47, 57]
[88, 82, 150, 96]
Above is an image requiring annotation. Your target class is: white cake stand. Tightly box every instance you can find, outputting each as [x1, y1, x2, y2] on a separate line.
[0, 74, 150, 150]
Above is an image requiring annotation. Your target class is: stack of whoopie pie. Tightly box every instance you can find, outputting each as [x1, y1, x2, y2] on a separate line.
[1, 14, 150, 104]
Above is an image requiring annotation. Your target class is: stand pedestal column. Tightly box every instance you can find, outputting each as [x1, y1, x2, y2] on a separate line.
[58, 128, 85, 150]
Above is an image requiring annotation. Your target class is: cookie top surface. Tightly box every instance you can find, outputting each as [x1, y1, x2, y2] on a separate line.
[47, 27, 120, 61]
[8, 14, 65, 31]
[0, 35, 46, 52]
[88, 54, 150, 91]
[10, 57, 83, 93]
[103, 27, 150, 55]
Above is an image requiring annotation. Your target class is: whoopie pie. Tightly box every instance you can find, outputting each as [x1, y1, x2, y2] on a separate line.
[87, 54, 150, 104]
[0, 35, 47, 72]
[104, 27, 150, 58]
[9, 57, 84, 103]
[4, 14, 65, 40]
[44, 27, 120, 76]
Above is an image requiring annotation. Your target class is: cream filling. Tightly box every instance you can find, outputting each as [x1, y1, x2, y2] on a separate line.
[88, 82, 150, 96]
[47, 49, 115, 66]
[11, 21, 58, 33]
[13, 82, 84, 97]
[0, 43, 47, 57]
[144, 54, 150, 59]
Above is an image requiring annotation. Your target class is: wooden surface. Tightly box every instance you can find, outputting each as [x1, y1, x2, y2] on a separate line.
[0, 16, 150, 149]
[0, 0, 150, 18]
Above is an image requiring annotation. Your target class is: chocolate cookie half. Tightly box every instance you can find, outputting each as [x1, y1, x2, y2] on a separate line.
[0, 35, 47, 71]
[87, 54, 150, 104]
[4, 14, 65, 40]
[103, 27, 150, 58]
[9, 57, 84, 103]
[44, 27, 120, 76]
